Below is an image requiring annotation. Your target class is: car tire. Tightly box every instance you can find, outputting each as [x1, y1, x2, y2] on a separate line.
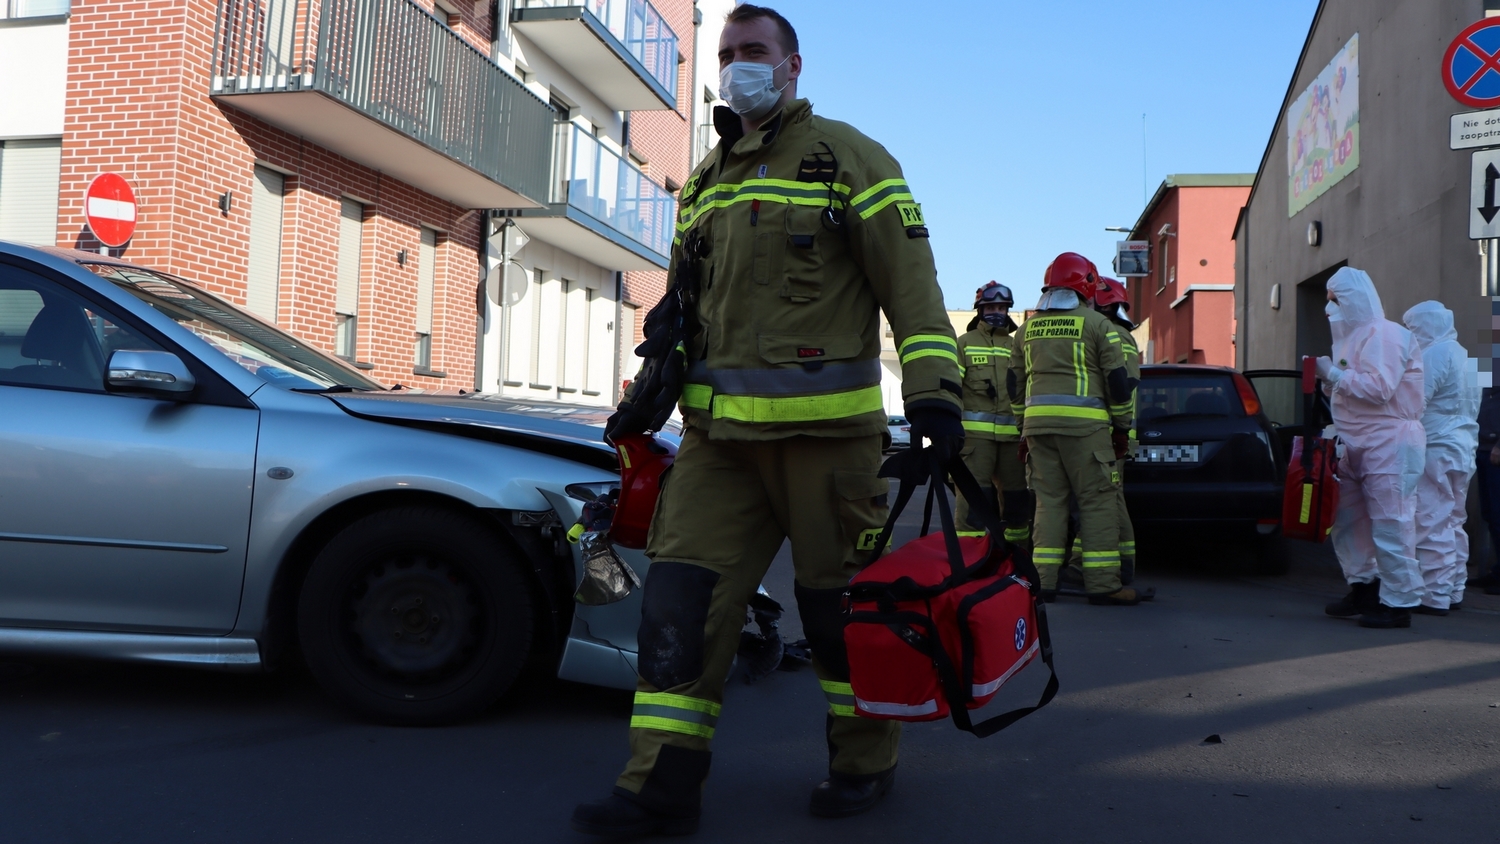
[1250, 531, 1291, 576]
[298, 506, 535, 726]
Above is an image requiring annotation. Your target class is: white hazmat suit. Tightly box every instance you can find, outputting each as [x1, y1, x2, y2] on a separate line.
[1402, 301, 1480, 610]
[1315, 268, 1426, 609]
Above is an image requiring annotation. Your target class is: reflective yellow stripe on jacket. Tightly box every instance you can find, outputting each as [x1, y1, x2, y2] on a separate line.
[899, 334, 959, 366]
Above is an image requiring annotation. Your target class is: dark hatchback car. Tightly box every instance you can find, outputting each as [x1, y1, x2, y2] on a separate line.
[1123, 365, 1329, 574]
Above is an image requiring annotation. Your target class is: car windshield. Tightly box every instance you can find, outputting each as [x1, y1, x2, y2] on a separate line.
[1137, 375, 1240, 424]
[888, 416, 908, 426]
[83, 264, 382, 392]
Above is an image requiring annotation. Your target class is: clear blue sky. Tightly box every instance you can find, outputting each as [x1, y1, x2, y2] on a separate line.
[763, 0, 1320, 311]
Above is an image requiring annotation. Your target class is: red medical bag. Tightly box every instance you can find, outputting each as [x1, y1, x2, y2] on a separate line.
[844, 454, 1057, 737]
[1282, 356, 1339, 543]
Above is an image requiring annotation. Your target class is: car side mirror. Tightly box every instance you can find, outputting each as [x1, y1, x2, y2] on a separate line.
[106, 349, 196, 398]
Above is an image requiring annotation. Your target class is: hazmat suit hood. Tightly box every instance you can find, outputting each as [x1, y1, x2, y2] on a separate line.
[1402, 300, 1458, 349]
[1402, 300, 1480, 476]
[1326, 267, 1384, 327]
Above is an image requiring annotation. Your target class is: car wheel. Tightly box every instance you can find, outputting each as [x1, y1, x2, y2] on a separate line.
[1249, 530, 1291, 576]
[298, 506, 534, 725]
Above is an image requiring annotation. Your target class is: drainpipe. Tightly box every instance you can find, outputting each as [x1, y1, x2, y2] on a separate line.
[613, 271, 623, 404]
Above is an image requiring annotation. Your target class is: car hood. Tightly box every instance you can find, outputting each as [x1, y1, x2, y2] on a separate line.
[328, 392, 626, 471]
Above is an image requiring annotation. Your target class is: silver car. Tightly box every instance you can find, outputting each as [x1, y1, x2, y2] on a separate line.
[0, 242, 656, 724]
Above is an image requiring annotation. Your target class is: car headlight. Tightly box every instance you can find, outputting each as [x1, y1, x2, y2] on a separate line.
[566, 482, 620, 503]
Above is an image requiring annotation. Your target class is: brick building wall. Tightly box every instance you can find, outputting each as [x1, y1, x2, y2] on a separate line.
[622, 0, 694, 344]
[54, 0, 491, 389]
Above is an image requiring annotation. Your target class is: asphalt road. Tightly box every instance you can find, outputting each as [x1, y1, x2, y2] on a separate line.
[2, 488, 1499, 843]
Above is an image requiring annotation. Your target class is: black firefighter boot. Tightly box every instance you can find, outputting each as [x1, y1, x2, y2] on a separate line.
[1358, 603, 1413, 629]
[570, 793, 699, 837]
[810, 767, 896, 818]
[1324, 579, 1380, 618]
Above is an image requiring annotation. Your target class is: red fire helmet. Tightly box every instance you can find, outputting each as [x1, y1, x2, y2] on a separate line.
[609, 433, 676, 549]
[1095, 277, 1129, 310]
[1043, 252, 1100, 300]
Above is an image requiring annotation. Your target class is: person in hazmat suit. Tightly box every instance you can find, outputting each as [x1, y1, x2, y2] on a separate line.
[1402, 301, 1480, 614]
[1318, 267, 1426, 628]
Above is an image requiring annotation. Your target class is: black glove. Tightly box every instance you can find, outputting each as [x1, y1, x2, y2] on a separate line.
[1017, 438, 1029, 464]
[1112, 429, 1131, 460]
[905, 406, 965, 467]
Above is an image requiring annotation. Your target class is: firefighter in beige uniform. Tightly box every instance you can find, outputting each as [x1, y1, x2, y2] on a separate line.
[955, 281, 1032, 549]
[573, 6, 964, 836]
[1008, 253, 1152, 605]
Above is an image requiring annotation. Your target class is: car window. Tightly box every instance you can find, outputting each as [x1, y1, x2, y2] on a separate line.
[1136, 375, 1240, 425]
[0, 263, 162, 393]
[887, 416, 907, 426]
[82, 264, 381, 392]
[1244, 372, 1302, 428]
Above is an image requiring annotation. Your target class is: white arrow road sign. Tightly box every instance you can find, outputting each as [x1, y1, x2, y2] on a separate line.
[1471, 148, 1500, 240]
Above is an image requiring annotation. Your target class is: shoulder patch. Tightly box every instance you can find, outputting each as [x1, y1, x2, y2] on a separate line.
[896, 201, 924, 227]
[906, 226, 930, 239]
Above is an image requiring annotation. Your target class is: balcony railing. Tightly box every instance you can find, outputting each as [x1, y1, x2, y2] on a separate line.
[513, 0, 678, 110]
[211, 0, 554, 206]
[553, 124, 674, 260]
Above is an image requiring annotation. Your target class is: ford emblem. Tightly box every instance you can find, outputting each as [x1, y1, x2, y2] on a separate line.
[1144, 431, 1162, 439]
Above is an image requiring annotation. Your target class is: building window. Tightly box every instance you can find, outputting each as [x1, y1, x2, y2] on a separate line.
[415, 227, 438, 370]
[529, 267, 547, 388]
[0, 0, 70, 19]
[334, 198, 364, 360]
[247, 165, 285, 321]
[0, 139, 61, 245]
[415, 333, 432, 369]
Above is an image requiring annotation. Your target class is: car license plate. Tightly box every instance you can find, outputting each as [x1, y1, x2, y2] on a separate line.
[1134, 444, 1200, 463]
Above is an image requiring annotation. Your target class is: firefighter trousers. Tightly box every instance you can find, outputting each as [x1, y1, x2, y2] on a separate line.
[1026, 429, 1122, 594]
[1068, 461, 1135, 582]
[956, 437, 1031, 548]
[614, 428, 898, 817]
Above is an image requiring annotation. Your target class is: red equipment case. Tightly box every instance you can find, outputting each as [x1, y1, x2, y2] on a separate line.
[1282, 357, 1339, 543]
[844, 454, 1057, 738]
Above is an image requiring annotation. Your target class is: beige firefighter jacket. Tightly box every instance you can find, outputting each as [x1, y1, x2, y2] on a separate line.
[661, 98, 960, 441]
[1009, 304, 1130, 437]
[957, 322, 1020, 441]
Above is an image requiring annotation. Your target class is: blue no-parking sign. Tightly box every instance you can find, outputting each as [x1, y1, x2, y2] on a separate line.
[1445, 18, 1500, 108]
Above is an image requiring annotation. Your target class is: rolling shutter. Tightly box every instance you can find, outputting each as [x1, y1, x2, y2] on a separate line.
[247, 165, 285, 320]
[416, 227, 436, 334]
[336, 199, 363, 316]
[0, 139, 62, 246]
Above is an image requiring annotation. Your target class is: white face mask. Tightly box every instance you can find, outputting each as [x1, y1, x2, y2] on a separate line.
[719, 56, 790, 121]
[1325, 300, 1340, 319]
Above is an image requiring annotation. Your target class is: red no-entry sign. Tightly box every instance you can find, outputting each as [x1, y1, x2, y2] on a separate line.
[85, 173, 137, 248]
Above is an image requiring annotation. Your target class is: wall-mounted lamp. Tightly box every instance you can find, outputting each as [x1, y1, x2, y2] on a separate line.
[397, 249, 408, 267]
[218, 191, 233, 216]
[1307, 221, 1322, 247]
[1270, 283, 1282, 310]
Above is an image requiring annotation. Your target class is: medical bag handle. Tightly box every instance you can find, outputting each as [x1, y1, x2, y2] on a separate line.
[1299, 356, 1318, 475]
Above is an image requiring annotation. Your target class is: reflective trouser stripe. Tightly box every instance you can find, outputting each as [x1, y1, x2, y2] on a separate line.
[712, 385, 884, 423]
[1034, 547, 1065, 565]
[820, 679, 857, 717]
[1004, 527, 1031, 542]
[1081, 551, 1120, 568]
[631, 692, 721, 739]
[1023, 405, 1111, 422]
[957, 530, 987, 538]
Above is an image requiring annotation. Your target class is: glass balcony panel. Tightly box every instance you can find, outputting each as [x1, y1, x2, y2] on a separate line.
[513, 0, 677, 110]
[564, 126, 674, 260]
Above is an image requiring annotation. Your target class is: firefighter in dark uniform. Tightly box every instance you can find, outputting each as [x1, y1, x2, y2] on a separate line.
[955, 282, 1031, 549]
[572, 6, 963, 835]
[1008, 253, 1152, 605]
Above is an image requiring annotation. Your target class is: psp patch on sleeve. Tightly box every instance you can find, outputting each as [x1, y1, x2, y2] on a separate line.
[896, 202, 925, 227]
